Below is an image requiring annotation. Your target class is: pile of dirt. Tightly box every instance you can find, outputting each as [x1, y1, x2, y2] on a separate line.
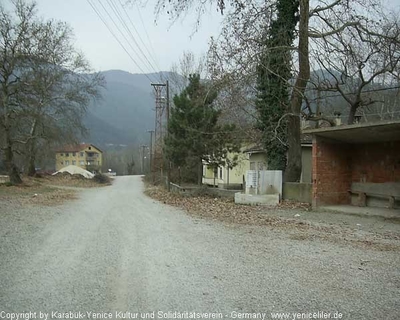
[53, 165, 94, 179]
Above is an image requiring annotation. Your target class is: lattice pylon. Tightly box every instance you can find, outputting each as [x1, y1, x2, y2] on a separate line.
[151, 83, 167, 179]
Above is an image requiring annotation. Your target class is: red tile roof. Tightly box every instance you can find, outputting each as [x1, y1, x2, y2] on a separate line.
[56, 143, 102, 153]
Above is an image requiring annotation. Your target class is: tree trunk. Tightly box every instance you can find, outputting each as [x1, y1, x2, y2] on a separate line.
[4, 137, 22, 185]
[197, 159, 203, 186]
[347, 105, 357, 124]
[3, 98, 22, 184]
[27, 139, 36, 176]
[284, 0, 310, 182]
[27, 156, 36, 176]
[213, 168, 216, 188]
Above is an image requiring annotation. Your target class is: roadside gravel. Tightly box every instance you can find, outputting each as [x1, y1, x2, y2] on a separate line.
[0, 176, 399, 320]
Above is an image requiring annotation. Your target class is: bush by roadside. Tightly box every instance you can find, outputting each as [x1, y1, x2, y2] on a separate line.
[93, 173, 112, 184]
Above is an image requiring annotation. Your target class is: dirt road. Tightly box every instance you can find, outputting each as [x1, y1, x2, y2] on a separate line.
[0, 176, 399, 319]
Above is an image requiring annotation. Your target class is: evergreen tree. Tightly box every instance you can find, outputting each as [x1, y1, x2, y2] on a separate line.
[256, 0, 299, 170]
[165, 74, 239, 185]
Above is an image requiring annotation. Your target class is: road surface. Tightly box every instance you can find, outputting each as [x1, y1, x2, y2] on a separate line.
[0, 176, 399, 319]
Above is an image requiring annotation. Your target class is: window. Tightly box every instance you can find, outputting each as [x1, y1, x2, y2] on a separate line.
[65, 160, 69, 165]
[80, 152, 84, 157]
[219, 167, 223, 179]
[60, 153, 64, 156]
[72, 160, 76, 165]
[60, 161, 63, 165]
[65, 153, 69, 157]
[72, 153, 76, 157]
[88, 147, 92, 150]
[80, 160, 85, 166]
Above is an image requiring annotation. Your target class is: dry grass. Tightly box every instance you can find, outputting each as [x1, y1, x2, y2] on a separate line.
[39, 173, 112, 188]
[0, 179, 76, 206]
[0, 173, 111, 206]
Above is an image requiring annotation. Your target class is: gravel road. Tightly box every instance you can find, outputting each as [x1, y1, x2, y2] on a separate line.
[0, 176, 399, 320]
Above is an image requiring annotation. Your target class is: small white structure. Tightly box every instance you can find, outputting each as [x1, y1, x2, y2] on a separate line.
[53, 165, 94, 179]
[235, 170, 282, 206]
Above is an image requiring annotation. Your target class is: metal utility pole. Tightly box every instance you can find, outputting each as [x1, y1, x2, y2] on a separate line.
[166, 80, 171, 191]
[166, 80, 170, 124]
[140, 145, 147, 174]
[151, 82, 167, 183]
[147, 130, 154, 174]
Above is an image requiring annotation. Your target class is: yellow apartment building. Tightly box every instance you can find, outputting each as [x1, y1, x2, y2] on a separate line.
[55, 143, 103, 172]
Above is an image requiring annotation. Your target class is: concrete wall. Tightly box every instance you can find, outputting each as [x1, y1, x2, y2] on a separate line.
[283, 182, 312, 204]
[259, 170, 282, 195]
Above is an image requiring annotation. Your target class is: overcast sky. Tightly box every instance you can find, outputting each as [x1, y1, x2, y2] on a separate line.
[33, 0, 222, 74]
[7, 0, 400, 76]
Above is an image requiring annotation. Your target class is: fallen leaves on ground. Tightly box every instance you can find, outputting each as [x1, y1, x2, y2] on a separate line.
[146, 185, 327, 230]
[145, 185, 400, 251]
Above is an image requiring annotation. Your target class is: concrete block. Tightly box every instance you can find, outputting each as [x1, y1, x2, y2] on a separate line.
[0, 175, 10, 183]
[235, 192, 279, 206]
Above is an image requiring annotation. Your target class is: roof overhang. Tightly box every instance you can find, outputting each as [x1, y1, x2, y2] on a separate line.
[303, 120, 400, 144]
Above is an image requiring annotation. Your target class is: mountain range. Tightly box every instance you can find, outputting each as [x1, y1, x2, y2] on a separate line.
[84, 70, 170, 148]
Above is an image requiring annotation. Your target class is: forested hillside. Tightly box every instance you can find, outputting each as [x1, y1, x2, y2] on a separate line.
[84, 70, 157, 147]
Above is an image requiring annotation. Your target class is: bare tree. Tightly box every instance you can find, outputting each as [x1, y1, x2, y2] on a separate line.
[169, 51, 206, 96]
[309, 5, 400, 124]
[0, 0, 103, 183]
[142, 0, 400, 181]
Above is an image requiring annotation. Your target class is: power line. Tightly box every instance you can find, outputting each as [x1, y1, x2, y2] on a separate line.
[86, 0, 156, 83]
[104, 0, 161, 79]
[117, 0, 163, 77]
[95, 0, 159, 82]
[135, 3, 162, 73]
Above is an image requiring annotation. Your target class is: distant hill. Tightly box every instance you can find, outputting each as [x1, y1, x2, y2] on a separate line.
[84, 70, 174, 148]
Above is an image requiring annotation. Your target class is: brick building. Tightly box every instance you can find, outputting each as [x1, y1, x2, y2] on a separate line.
[305, 121, 400, 209]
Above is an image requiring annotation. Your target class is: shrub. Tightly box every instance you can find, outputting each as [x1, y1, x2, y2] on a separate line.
[93, 173, 111, 184]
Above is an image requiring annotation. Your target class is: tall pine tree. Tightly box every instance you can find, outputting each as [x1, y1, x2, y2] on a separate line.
[165, 74, 239, 185]
[256, 0, 299, 170]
